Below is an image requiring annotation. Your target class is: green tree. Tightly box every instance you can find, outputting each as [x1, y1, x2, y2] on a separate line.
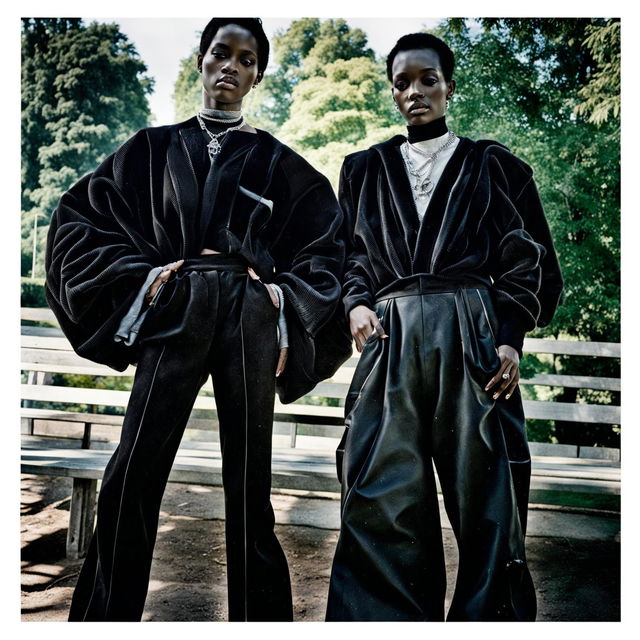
[172, 18, 376, 133]
[278, 56, 403, 186]
[440, 18, 620, 446]
[173, 53, 201, 122]
[440, 18, 619, 343]
[21, 18, 153, 277]
[574, 19, 621, 124]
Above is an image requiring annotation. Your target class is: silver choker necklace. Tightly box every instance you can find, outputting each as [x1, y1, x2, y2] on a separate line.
[401, 131, 457, 197]
[199, 108, 242, 123]
[196, 112, 245, 158]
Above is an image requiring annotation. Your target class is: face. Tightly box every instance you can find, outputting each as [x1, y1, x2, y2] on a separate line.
[197, 24, 262, 110]
[391, 48, 455, 125]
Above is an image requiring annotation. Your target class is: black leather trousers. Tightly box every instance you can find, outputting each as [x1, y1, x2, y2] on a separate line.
[68, 256, 293, 621]
[326, 281, 536, 621]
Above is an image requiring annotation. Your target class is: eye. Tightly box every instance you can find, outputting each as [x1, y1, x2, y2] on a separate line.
[212, 49, 227, 58]
[241, 58, 256, 67]
[394, 80, 408, 91]
[422, 76, 438, 86]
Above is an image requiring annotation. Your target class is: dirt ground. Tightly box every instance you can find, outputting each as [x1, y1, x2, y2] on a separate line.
[20, 474, 620, 622]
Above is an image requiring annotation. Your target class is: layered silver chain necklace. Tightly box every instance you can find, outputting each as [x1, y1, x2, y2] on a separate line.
[196, 109, 245, 159]
[401, 131, 457, 197]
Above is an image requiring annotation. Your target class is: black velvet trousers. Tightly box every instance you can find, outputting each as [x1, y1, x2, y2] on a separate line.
[68, 258, 292, 621]
[326, 282, 536, 621]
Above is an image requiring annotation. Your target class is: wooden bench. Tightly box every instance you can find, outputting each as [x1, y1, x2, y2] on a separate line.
[21, 307, 620, 558]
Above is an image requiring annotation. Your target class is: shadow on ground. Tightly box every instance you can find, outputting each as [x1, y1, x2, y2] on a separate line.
[20, 475, 620, 622]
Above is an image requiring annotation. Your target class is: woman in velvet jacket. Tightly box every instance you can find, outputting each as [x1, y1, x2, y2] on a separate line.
[326, 32, 563, 622]
[45, 18, 346, 622]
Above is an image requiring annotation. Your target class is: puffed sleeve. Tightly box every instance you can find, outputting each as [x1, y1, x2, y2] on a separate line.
[45, 130, 162, 370]
[339, 154, 377, 315]
[270, 153, 345, 337]
[488, 153, 563, 354]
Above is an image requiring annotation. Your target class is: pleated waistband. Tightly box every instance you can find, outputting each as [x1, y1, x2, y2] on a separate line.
[375, 274, 491, 302]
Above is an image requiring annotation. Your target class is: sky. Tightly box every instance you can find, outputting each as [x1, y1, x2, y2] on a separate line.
[100, 17, 442, 126]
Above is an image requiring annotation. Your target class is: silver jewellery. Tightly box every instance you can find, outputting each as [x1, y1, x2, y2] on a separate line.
[199, 108, 242, 123]
[502, 372, 511, 380]
[400, 131, 457, 197]
[196, 112, 245, 159]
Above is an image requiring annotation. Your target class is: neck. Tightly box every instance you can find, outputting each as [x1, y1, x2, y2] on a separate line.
[200, 107, 242, 121]
[406, 116, 448, 143]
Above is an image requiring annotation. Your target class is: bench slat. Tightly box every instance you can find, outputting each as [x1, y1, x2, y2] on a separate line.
[21, 334, 73, 350]
[21, 444, 620, 495]
[22, 384, 619, 425]
[20, 384, 346, 419]
[520, 374, 620, 391]
[21, 307, 58, 323]
[521, 400, 620, 424]
[522, 338, 620, 358]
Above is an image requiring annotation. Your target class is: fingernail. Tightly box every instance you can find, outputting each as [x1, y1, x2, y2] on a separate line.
[506, 394, 510, 399]
[493, 393, 498, 399]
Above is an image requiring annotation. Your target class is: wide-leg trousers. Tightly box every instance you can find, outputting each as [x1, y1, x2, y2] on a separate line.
[68, 259, 293, 621]
[326, 283, 536, 621]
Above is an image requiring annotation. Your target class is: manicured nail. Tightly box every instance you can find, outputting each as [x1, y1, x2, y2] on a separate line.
[493, 393, 498, 399]
[506, 394, 510, 399]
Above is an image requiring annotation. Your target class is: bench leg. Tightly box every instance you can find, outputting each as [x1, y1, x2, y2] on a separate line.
[66, 478, 97, 559]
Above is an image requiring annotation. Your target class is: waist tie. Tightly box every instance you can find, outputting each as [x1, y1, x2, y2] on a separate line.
[375, 274, 491, 302]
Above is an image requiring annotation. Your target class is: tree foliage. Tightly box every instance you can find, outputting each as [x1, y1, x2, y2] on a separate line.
[440, 18, 619, 344]
[21, 18, 153, 277]
[439, 19, 620, 446]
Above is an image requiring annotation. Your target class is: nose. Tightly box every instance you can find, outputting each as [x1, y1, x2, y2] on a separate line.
[409, 84, 424, 100]
[221, 58, 239, 74]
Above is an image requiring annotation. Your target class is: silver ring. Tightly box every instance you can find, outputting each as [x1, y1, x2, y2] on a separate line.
[502, 372, 510, 380]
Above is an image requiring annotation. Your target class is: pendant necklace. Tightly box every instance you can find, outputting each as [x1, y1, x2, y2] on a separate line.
[401, 131, 456, 197]
[196, 112, 245, 159]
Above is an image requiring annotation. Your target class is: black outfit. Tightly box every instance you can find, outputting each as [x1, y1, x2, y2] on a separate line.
[45, 119, 346, 621]
[326, 133, 563, 621]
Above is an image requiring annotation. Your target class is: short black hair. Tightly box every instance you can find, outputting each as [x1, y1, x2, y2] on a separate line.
[199, 18, 270, 75]
[386, 32, 455, 82]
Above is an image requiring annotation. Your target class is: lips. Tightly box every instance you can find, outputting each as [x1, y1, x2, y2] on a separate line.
[216, 76, 239, 88]
[408, 102, 429, 113]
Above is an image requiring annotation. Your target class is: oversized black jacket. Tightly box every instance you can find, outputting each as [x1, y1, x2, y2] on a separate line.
[339, 135, 563, 351]
[45, 118, 346, 382]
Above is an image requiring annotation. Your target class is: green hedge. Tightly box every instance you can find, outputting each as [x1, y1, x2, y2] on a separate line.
[21, 277, 47, 307]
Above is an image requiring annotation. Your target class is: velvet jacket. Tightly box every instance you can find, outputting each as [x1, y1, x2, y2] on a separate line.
[340, 135, 563, 352]
[45, 118, 347, 392]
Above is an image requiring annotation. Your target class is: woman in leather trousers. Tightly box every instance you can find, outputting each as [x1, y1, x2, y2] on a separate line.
[326, 32, 563, 622]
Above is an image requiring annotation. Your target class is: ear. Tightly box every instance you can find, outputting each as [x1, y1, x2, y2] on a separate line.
[447, 80, 457, 99]
[254, 71, 264, 87]
[197, 54, 203, 74]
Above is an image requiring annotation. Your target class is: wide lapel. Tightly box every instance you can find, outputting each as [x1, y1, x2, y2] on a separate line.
[427, 138, 489, 272]
[165, 120, 203, 257]
[373, 136, 421, 274]
[411, 137, 473, 272]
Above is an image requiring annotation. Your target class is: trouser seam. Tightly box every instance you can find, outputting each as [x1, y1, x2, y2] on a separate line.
[93, 344, 166, 620]
[240, 314, 249, 621]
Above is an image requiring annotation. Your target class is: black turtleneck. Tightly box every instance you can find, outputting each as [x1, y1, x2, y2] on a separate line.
[406, 116, 448, 143]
